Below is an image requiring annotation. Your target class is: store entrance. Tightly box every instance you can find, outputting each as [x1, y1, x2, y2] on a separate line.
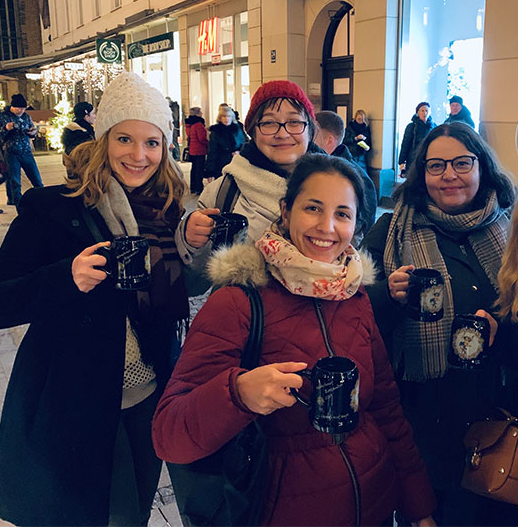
[208, 66, 235, 125]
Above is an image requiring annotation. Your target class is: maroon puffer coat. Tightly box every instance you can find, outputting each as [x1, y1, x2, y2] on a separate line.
[153, 277, 435, 526]
[185, 115, 208, 156]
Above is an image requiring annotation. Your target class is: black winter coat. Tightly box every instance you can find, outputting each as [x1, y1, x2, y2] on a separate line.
[0, 186, 175, 526]
[205, 122, 246, 178]
[398, 115, 436, 167]
[444, 106, 475, 129]
[344, 120, 371, 158]
[61, 119, 95, 155]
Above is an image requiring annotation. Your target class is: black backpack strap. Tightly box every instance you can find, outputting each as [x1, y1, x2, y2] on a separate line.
[215, 174, 240, 213]
[80, 206, 105, 243]
[235, 285, 264, 370]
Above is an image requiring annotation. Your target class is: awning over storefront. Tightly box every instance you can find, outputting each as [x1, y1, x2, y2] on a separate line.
[0, 42, 95, 75]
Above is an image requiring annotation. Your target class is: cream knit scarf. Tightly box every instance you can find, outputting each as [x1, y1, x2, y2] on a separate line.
[256, 223, 363, 301]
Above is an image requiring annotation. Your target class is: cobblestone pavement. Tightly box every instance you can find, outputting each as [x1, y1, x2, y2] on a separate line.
[0, 152, 207, 527]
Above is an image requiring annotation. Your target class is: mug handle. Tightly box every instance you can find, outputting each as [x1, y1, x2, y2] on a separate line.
[94, 246, 113, 277]
[289, 369, 312, 407]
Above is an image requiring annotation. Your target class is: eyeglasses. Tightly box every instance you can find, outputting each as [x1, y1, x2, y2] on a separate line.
[256, 120, 308, 136]
[424, 155, 477, 176]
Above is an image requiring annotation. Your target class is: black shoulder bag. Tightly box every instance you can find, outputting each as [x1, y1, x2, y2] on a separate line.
[168, 285, 267, 526]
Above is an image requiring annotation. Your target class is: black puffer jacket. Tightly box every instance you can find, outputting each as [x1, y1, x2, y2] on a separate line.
[398, 115, 436, 167]
[205, 122, 246, 179]
[61, 119, 95, 155]
[344, 120, 371, 158]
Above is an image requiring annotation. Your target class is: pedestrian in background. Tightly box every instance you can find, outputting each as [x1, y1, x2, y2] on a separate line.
[61, 101, 96, 155]
[398, 101, 436, 176]
[205, 105, 246, 180]
[315, 110, 377, 238]
[444, 95, 475, 129]
[185, 106, 208, 195]
[344, 109, 371, 172]
[0, 72, 190, 527]
[0, 93, 43, 209]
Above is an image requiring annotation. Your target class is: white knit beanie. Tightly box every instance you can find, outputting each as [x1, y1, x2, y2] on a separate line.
[95, 72, 173, 145]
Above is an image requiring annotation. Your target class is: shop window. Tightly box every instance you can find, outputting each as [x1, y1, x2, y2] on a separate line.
[397, 0, 485, 167]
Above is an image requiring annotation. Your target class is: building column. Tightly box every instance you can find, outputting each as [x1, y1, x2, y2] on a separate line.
[354, 0, 398, 200]
[480, 0, 518, 180]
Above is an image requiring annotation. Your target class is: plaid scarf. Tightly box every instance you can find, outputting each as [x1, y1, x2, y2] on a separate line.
[383, 190, 508, 381]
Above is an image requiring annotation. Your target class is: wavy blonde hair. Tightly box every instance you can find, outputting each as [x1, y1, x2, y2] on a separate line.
[496, 203, 518, 321]
[64, 133, 185, 212]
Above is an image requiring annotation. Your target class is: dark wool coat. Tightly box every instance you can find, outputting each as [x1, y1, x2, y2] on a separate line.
[185, 115, 208, 156]
[0, 186, 175, 526]
[61, 119, 95, 155]
[205, 122, 246, 179]
[344, 120, 371, 159]
[444, 106, 475, 129]
[398, 115, 436, 167]
[361, 213, 504, 493]
[153, 246, 436, 526]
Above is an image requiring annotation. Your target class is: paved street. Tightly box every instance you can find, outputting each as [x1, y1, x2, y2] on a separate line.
[0, 152, 202, 527]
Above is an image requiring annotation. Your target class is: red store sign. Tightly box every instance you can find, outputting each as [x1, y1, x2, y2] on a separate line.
[198, 17, 219, 55]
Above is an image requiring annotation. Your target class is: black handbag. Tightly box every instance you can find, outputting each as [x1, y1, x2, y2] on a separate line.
[168, 285, 267, 526]
[181, 146, 191, 162]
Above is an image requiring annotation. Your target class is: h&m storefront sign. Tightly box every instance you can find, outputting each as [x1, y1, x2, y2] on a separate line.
[96, 39, 122, 63]
[127, 32, 174, 59]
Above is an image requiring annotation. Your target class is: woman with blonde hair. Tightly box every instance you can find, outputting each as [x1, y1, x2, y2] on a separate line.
[0, 72, 190, 526]
[205, 104, 246, 180]
[344, 109, 371, 171]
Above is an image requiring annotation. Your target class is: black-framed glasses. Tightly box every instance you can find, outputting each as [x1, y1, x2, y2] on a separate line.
[256, 120, 308, 136]
[424, 155, 478, 176]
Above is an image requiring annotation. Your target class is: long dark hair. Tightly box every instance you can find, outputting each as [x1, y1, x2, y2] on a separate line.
[394, 122, 516, 211]
[280, 153, 367, 236]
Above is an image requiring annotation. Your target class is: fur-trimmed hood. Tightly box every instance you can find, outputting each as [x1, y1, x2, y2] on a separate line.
[207, 243, 378, 289]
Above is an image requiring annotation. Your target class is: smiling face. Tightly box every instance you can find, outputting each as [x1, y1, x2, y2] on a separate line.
[425, 135, 480, 214]
[281, 172, 357, 263]
[108, 120, 163, 190]
[253, 100, 310, 173]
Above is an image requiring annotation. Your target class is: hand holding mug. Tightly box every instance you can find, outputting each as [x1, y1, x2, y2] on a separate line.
[474, 309, 497, 346]
[185, 208, 220, 248]
[236, 362, 307, 415]
[72, 241, 111, 293]
[388, 265, 414, 305]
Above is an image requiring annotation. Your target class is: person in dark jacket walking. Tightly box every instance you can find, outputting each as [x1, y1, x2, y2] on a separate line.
[185, 107, 208, 195]
[61, 101, 96, 155]
[154, 153, 436, 527]
[444, 95, 475, 129]
[398, 102, 436, 176]
[0, 72, 189, 527]
[205, 105, 246, 180]
[0, 93, 43, 209]
[315, 110, 377, 239]
[344, 109, 371, 171]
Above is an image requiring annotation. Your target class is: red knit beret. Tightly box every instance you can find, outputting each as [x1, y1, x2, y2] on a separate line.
[244, 80, 316, 131]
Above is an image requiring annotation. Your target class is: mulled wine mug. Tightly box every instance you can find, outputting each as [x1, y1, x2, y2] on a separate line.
[448, 314, 491, 370]
[208, 212, 248, 249]
[406, 268, 444, 322]
[96, 235, 151, 291]
[290, 356, 359, 435]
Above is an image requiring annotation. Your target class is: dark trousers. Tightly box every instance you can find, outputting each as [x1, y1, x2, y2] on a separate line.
[108, 390, 162, 526]
[4, 149, 43, 207]
[189, 155, 206, 194]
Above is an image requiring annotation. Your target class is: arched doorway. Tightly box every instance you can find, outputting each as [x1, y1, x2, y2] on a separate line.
[322, 2, 355, 124]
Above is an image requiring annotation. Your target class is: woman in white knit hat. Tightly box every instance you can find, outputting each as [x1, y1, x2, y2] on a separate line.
[0, 72, 189, 526]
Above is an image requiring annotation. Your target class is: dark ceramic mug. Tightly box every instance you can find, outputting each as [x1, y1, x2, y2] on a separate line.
[96, 235, 150, 291]
[407, 268, 444, 322]
[208, 212, 248, 249]
[290, 356, 359, 435]
[448, 314, 491, 370]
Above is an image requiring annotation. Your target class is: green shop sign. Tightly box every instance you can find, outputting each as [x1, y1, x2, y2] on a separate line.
[96, 38, 122, 64]
[127, 32, 174, 60]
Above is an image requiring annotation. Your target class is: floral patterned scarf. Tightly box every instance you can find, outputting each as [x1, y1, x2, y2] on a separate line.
[255, 223, 363, 301]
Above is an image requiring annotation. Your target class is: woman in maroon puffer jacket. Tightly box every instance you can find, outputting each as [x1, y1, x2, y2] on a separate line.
[185, 107, 208, 194]
[153, 154, 436, 526]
